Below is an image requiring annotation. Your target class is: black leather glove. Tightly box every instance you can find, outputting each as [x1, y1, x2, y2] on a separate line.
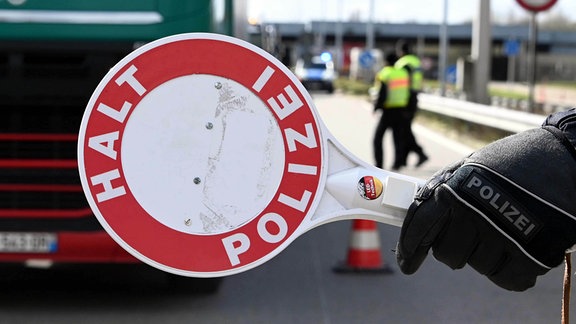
[397, 109, 576, 291]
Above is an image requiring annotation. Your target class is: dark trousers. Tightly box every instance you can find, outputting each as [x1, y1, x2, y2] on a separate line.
[373, 108, 407, 169]
[400, 93, 425, 164]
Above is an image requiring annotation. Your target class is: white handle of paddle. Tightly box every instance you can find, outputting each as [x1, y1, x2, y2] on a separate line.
[322, 166, 425, 227]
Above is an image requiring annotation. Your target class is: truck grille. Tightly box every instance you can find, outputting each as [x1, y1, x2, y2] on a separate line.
[0, 41, 133, 231]
[0, 108, 96, 230]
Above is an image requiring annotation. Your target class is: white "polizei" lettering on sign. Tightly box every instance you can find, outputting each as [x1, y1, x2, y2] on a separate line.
[221, 65, 319, 267]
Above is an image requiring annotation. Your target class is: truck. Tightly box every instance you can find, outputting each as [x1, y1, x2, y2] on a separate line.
[0, 0, 246, 293]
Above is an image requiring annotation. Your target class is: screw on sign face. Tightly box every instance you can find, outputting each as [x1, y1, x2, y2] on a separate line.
[77, 33, 425, 278]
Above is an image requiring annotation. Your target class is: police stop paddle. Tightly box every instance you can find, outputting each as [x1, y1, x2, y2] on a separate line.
[78, 33, 425, 277]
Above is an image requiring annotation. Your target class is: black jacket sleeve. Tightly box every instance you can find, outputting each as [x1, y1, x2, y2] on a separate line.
[374, 82, 388, 112]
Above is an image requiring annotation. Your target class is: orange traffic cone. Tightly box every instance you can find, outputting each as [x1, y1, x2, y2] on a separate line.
[333, 219, 393, 274]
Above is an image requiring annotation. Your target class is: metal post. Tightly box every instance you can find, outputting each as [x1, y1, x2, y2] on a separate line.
[366, 0, 374, 50]
[527, 12, 537, 112]
[335, 0, 344, 72]
[439, 0, 449, 96]
[316, 0, 326, 51]
[471, 0, 491, 105]
[507, 49, 516, 83]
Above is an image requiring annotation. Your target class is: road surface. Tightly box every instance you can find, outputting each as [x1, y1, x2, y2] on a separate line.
[0, 93, 571, 324]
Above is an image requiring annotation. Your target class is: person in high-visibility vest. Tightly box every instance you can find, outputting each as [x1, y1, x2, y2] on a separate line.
[395, 40, 428, 169]
[372, 52, 410, 170]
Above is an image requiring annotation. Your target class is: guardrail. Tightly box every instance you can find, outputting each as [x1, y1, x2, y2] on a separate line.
[418, 93, 546, 134]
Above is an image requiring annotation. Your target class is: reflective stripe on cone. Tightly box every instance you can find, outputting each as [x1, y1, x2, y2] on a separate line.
[333, 219, 393, 274]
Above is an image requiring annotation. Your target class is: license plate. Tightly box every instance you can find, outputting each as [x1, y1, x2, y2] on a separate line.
[0, 232, 57, 253]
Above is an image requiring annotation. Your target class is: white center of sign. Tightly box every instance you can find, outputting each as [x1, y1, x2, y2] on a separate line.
[121, 74, 286, 235]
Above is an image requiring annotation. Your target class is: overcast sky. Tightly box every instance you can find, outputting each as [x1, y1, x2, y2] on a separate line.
[248, 0, 575, 24]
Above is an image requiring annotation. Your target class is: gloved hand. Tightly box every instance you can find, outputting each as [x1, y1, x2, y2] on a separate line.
[396, 109, 576, 291]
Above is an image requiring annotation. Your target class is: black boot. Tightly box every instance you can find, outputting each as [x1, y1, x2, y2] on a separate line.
[416, 152, 428, 167]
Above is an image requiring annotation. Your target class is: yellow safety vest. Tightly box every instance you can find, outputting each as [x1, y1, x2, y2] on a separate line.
[395, 54, 423, 91]
[376, 67, 410, 109]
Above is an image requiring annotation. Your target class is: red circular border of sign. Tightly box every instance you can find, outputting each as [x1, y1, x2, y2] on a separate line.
[79, 34, 323, 274]
[516, 0, 557, 12]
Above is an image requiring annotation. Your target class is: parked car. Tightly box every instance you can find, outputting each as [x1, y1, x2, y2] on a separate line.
[294, 56, 336, 93]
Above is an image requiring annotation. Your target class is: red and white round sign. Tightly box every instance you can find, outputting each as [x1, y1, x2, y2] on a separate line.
[78, 33, 324, 277]
[516, 0, 557, 12]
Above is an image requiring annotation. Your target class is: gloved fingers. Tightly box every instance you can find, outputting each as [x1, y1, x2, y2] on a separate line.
[434, 204, 512, 273]
[486, 255, 548, 291]
[397, 200, 452, 274]
[431, 212, 480, 270]
[397, 160, 477, 275]
[467, 237, 508, 276]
